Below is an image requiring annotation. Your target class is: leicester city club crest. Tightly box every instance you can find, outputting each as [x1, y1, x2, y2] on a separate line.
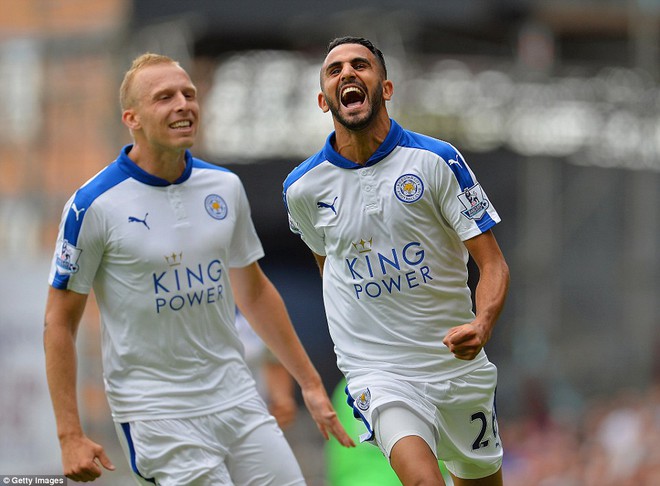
[205, 194, 228, 220]
[356, 388, 371, 411]
[457, 183, 489, 220]
[394, 173, 424, 203]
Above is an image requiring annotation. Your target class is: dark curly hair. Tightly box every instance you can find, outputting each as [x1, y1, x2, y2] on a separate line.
[326, 36, 387, 78]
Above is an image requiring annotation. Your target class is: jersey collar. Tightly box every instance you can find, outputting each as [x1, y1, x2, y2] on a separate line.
[117, 144, 194, 186]
[322, 119, 404, 169]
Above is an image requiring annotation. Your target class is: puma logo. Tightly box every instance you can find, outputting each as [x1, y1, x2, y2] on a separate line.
[317, 197, 338, 215]
[128, 213, 150, 230]
[71, 203, 86, 221]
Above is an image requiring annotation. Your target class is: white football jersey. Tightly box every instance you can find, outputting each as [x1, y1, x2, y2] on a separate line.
[49, 146, 264, 421]
[284, 120, 501, 384]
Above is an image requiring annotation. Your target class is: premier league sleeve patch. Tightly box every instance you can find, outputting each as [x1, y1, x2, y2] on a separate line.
[457, 183, 490, 220]
[55, 239, 82, 275]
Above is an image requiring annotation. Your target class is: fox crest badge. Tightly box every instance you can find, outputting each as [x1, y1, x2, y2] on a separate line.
[356, 388, 371, 411]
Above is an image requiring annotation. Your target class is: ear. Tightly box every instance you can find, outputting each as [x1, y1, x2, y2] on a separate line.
[122, 109, 140, 130]
[382, 79, 394, 102]
[317, 91, 330, 113]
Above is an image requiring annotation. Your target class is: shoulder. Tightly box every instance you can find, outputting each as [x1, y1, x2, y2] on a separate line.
[396, 128, 477, 188]
[58, 162, 128, 248]
[191, 157, 232, 173]
[191, 157, 244, 185]
[73, 160, 130, 209]
[398, 129, 461, 165]
[283, 150, 327, 196]
[191, 157, 237, 179]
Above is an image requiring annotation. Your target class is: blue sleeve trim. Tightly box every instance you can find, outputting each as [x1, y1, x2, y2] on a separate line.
[399, 129, 500, 234]
[52, 160, 129, 288]
[399, 130, 477, 189]
[282, 150, 326, 211]
[63, 163, 128, 245]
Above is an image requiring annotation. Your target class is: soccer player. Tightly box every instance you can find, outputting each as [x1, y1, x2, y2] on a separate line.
[284, 37, 509, 486]
[44, 53, 353, 485]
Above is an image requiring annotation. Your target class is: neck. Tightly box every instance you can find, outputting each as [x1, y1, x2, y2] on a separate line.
[332, 116, 390, 165]
[127, 143, 188, 182]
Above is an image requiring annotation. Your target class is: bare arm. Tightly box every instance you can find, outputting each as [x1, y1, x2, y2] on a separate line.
[443, 230, 510, 360]
[43, 287, 115, 481]
[229, 262, 354, 447]
[262, 358, 297, 430]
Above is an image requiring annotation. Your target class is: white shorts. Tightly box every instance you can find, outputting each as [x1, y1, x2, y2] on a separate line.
[348, 361, 502, 480]
[115, 395, 305, 486]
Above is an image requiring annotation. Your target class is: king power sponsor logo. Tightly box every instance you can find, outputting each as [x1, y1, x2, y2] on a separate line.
[344, 240, 433, 299]
[152, 254, 226, 313]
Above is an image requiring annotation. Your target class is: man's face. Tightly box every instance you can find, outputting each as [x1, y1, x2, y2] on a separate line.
[318, 43, 391, 131]
[125, 63, 199, 151]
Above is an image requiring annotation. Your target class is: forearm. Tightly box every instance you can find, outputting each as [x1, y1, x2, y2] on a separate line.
[472, 258, 510, 341]
[44, 322, 84, 441]
[43, 288, 88, 443]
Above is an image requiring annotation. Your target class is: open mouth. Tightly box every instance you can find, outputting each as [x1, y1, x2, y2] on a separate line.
[170, 120, 192, 129]
[340, 86, 366, 108]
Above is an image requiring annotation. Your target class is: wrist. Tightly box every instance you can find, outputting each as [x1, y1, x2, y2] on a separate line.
[57, 426, 85, 444]
[298, 372, 323, 392]
[472, 318, 493, 342]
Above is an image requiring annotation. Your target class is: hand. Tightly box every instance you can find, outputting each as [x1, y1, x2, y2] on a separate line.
[443, 322, 488, 360]
[301, 383, 355, 447]
[60, 435, 115, 482]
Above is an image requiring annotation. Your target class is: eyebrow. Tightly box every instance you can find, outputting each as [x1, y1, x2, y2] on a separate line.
[325, 56, 372, 74]
[151, 85, 197, 100]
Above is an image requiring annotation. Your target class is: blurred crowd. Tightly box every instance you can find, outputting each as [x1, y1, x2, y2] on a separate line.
[501, 384, 660, 486]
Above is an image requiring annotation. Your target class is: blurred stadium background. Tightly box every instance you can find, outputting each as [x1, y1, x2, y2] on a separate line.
[1, 0, 659, 484]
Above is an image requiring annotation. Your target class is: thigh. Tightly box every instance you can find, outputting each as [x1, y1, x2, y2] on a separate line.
[226, 419, 305, 486]
[374, 404, 438, 459]
[391, 436, 446, 486]
[433, 362, 503, 480]
[375, 405, 445, 485]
